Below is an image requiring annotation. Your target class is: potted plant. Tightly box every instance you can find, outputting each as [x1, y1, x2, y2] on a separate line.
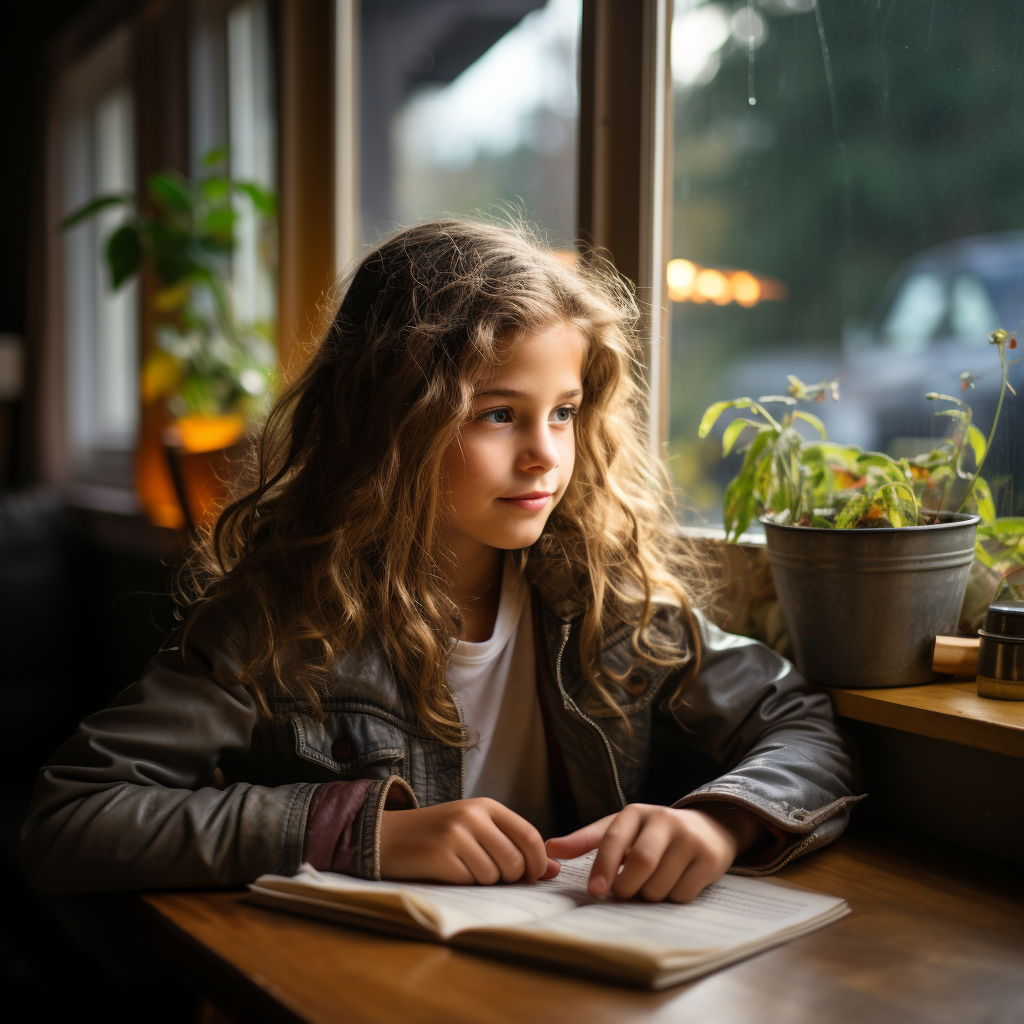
[62, 147, 277, 528]
[700, 329, 1023, 688]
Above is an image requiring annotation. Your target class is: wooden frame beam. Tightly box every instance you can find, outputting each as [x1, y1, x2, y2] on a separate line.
[278, 0, 335, 373]
[578, 0, 672, 450]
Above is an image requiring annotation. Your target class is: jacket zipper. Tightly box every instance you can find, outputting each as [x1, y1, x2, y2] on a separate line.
[555, 620, 627, 809]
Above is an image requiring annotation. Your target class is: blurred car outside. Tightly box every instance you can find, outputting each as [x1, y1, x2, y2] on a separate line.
[712, 231, 1024, 514]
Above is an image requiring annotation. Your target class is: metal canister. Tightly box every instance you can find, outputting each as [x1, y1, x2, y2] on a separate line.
[976, 598, 1024, 700]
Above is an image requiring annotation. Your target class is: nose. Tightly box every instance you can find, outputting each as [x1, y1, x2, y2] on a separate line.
[516, 422, 560, 474]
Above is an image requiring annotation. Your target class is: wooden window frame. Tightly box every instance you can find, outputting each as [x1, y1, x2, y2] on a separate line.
[32, 0, 669, 507]
[578, 0, 673, 453]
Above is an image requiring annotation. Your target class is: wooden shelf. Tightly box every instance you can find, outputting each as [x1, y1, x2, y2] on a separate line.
[828, 680, 1024, 759]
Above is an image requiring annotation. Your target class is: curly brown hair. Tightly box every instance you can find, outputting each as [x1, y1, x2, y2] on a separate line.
[175, 219, 707, 743]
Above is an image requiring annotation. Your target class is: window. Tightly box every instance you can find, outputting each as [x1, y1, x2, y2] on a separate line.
[881, 274, 946, 353]
[359, 0, 580, 247]
[60, 30, 138, 478]
[227, 1, 277, 326]
[668, 0, 1024, 522]
[189, 0, 277, 328]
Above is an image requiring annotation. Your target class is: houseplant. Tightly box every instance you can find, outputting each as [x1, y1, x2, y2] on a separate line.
[62, 147, 277, 527]
[700, 329, 1023, 687]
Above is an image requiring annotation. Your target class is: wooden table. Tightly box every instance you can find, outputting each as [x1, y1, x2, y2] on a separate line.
[106, 830, 1024, 1024]
[829, 679, 1024, 758]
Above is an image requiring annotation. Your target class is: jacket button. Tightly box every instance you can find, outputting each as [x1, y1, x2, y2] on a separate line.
[625, 672, 648, 696]
[332, 739, 351, 760]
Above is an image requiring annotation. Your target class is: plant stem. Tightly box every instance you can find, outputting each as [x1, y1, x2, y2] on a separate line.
[958, 341, 1007, 514]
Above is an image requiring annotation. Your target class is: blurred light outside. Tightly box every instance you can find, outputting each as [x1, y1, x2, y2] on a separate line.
[395, 0, 578, 168]
[92, 90, 138, 442]
[61, 29, 140, 465]
[667, 258, 787, 307]
[228, 1, 276, 329]
[668, 0, 1024, 523]
[387, 0, 580, 247]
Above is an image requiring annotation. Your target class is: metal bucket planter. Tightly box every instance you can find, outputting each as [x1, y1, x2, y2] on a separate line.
[762, 512, 980, 688]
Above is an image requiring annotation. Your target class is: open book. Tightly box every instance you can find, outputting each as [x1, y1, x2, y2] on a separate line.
[250, 853, 848, 989]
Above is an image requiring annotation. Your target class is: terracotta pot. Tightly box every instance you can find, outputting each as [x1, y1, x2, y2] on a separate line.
[162, 414, 248, 530]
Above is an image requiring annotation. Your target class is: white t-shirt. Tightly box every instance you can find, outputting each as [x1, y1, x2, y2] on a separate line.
[447, 555, 555, 837]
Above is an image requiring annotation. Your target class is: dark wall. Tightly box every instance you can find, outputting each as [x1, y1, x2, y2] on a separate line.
[1, 3, 96, 488]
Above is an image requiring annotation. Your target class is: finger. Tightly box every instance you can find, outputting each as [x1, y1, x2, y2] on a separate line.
[667, 853, 723, 904]
[488, 804, 550, 881]
[453, 826, 505, 885]
[446, 853, 478, 885]
[637, 840, 696, 903]
[541, 858, 561, 880]
[544, 814, 616, 861]
[589, 807, 644, 897]
[610, 818, 676, 900]
[475, 820, 530, 883]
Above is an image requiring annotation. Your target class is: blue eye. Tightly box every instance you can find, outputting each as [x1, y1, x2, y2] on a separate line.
[551, 405, 578, 423]
[479, 408, 514, 424]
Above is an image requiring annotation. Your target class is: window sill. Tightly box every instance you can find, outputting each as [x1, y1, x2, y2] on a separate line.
[829, 681, 1024, 759]
[65, 482, 182, 562]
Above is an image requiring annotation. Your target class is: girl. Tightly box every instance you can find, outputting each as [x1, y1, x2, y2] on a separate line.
[21, 220, 859, 902]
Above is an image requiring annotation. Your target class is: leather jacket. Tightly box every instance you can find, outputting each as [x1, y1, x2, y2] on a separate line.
[20, 579, 862, 893]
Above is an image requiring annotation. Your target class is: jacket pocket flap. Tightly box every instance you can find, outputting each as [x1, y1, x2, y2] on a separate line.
[289, 712, 405, 774]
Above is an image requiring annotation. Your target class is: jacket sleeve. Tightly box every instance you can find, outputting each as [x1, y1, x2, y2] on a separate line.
[664, 611, 864, 874]
[18, 642, 397, 893]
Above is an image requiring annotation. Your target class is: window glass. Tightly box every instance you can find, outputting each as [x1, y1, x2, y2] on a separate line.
[360, 0, 579, 247]
[669, 0, 1024, 521]
[880, 273, 946, 353]
[949, 274, 998, 346]
[190, 0, 277, 327]
[228, 1, 277, 327]
[62, 31, 139, 471]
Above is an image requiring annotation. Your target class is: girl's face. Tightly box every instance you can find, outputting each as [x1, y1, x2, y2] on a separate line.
[441, 321, 584, 562]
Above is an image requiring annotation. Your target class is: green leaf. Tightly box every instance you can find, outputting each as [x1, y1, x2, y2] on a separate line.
[973, 476, 996, 526]
[201, 145, 230, 168]
[203, 207, 237, 241]
[722, 476, 750, 542]
[991, 517, 1024, 536]
[974, 540, 994, 567]
[60, 193, 132, 230]
[698, 400, 735, 438]
[148, 171, 194, 213]
[810, 515, 835, 529]
[201, 176, 231, 204]
[105, 225, 142, 288]
[856, 451, 899, 470]
[723, 429, 773, 541]
[235, 181, 278, 217]
[836, 492, 872, 529]
[722, 418, 753, 456]
[792, 409, 827, 438]
[966, 424, 987, 467]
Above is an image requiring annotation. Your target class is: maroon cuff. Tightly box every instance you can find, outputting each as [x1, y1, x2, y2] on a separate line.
[303, 780, 374, 875]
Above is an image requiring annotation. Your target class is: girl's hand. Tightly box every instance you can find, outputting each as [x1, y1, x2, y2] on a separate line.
[379, 798, 562, 885]
[545, 803, 765, 903]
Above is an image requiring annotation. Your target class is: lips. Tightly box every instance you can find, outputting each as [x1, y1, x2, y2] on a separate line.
[499, 491, 553, 511]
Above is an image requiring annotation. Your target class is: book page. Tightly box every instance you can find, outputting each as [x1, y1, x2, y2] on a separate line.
[494, 873, 847, 963]
[253, 854, 601, 939]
